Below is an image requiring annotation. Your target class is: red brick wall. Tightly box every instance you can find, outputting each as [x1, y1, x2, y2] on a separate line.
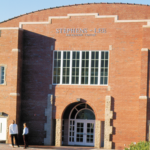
[0, 3, 150, 149]
[0, 29, 23, 143]
[1, 3, 150, 27]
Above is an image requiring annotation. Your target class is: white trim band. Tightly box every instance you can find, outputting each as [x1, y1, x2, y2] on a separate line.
[12, 49, 21, 52]
[0, 27, 20, 30]
[141, 48, 149, 51]
[1, 13, 150, 29]
[15, 13, 150, 28]
[139, 96, 147, 99]
[10, 93, 20, 96]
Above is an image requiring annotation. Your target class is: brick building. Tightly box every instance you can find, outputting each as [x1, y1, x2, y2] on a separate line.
[0, 3, 150, 149]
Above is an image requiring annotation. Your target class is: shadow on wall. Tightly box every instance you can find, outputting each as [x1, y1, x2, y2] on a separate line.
[20, 30, 56, 145]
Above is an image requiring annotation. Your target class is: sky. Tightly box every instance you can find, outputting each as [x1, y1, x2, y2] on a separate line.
[1, 0, 150, 22]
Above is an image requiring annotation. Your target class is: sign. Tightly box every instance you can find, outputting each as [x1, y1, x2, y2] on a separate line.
[56, 28, 106, 37]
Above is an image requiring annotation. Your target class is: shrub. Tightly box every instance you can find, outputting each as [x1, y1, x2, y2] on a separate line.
[125, 141, 150, 150]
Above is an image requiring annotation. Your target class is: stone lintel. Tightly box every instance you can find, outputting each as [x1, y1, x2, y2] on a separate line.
[139, 96, 147, 99]
[141, 48, 149, 51]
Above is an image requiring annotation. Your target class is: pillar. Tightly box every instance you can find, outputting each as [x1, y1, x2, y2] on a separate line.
[104, 96, 113, 149]
[55, 119, 62, 146]
[94, 120, 102, 148]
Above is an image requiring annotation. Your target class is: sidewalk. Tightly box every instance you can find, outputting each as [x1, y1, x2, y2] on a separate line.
[0, 144, 115, 150]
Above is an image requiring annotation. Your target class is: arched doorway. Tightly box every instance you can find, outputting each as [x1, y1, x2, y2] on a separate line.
[62, 103, 95, 146]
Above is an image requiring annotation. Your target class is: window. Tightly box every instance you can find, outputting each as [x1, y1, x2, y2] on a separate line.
[100, 52, 109, 85]
[62, 52, 70, 84]
[0, 66, 5, 85]
[53, 51, 109, 85]
[81, 52, 89, 84]
[91, 51, 99, 84]
[72, 51, 80, 84]
[53, 52, 61, 84]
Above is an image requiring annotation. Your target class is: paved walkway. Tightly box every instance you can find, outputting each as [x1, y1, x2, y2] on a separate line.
[0, 144, 115, 150]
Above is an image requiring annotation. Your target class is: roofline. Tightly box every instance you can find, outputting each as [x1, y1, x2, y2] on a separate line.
[0, 2, 150, 24]
[1, 13, 150, 30]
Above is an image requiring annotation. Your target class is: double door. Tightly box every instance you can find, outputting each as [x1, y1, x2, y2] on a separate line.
[0, 118, 7, 141]
[74, 120, 95, 146]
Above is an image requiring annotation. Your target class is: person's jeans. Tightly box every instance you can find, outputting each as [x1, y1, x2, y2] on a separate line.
[23, 134, 28, 148]
[11, 134, 19, 147]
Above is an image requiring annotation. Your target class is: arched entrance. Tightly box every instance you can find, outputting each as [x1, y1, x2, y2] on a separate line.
[62, 103, 95, 146]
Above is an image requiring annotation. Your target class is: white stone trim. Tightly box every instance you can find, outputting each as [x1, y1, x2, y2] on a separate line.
[6, 13, 150, 29]
[141, 48, 149, 51]
[0, 27, 20, 30]
[94, 120, 101, 148]
[107, 86, 111, 91]
[104, 95, 113, 149]
[12, 49, 21, 52]
[139, 96, 147, 99]
[109, 45, 112, 50]
[1, 13, 150, 29]
[9, 93, 20, 96]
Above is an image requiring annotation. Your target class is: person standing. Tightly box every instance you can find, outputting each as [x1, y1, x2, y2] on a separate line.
[9, 120, 19, 148]
[22, 123, 29, 149]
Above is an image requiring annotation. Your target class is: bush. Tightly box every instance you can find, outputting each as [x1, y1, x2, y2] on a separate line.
[125, 141, 150, 150]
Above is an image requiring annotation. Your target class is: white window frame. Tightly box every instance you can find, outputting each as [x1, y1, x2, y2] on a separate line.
[52, 51, 109, 86]
[0, 65, 7, 85]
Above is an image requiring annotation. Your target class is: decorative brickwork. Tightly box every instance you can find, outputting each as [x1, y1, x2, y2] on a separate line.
[55, 119, 62, 146]
[44, 94, 53, 145]
[1, 3, 150, 149]
[104, 96, 113, 149]
[94, 120, 101, 148]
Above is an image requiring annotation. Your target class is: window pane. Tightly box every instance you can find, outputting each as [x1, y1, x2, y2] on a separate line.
[58, 52, 61, 59]
[63, 52, 66, 59]
[72, 77, 75, 84]
[72, 51, 80, 84]
[62, 51, 70, 84]
[53, 52, 61, 84]
[105, 52, 109, 59]
[104, 77, 108, 84]
[101, 52, 104, 59]
[81, 51, 89, 84]
[72, 60, 75, 67]
[100, 51, 109, 85]
[90, 51, 99, 84]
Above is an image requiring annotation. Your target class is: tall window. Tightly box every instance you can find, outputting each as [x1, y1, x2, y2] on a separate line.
[62, 52, 70, 84]
[81, 52, 89, 84]
[53, 52, 61, 84]
[100, 52, 109, 85]
[0, 66, 5, 84]
[53, 51, 109, 85]
[91, 51, 99, 84]
[72, 51, 80, 84]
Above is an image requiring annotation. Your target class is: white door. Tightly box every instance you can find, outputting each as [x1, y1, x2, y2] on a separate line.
[0, 118, 7, 141]
[75, 120, 95, 146]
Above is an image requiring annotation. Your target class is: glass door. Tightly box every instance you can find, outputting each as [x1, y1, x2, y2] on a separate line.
[75, 120, 95, 146]
[76, 121, 84, 145]
[86, 123, 94, 145]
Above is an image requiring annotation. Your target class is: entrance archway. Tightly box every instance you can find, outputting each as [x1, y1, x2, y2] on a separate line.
[62, 103, 95, 146]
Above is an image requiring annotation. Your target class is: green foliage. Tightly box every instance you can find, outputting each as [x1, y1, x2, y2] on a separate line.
[125, 141, 150, 150]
